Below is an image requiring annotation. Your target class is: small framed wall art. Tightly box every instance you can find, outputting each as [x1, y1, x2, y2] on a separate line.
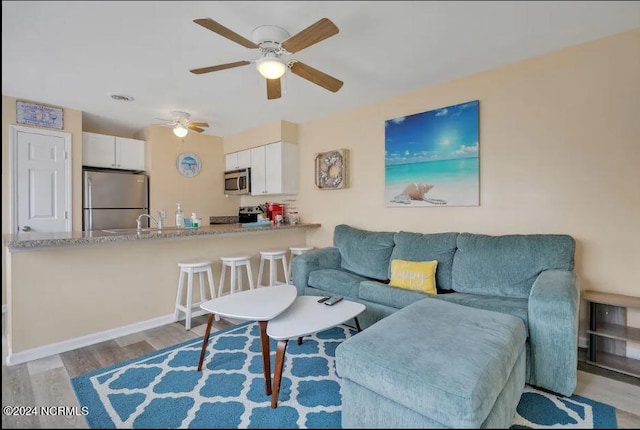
[314, 149, 349, 190]
[16, 101, 64, 129]
[177, 152, 201, 177]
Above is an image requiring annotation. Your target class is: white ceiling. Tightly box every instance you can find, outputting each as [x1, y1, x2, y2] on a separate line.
[3, 1, 639, 137]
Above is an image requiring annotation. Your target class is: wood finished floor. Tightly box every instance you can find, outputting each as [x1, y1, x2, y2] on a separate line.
[3, 313, 640, 429]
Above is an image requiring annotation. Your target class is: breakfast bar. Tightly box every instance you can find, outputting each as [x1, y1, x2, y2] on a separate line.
[4, 223, 320, 365]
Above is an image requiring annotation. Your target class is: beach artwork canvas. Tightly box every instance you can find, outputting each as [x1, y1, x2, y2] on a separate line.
[385, 100, 479, 207]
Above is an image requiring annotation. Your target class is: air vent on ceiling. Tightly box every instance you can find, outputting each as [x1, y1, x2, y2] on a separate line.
[108, 93, 134, 102]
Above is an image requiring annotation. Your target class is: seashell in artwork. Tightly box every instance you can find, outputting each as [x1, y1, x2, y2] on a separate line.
[401, 183, 434, 200]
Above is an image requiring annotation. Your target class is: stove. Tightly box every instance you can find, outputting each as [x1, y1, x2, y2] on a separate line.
[238, 206, 263, 224]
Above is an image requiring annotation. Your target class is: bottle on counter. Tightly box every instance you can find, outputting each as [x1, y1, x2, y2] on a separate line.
[176, 203, 184, 228]
[191, 212, 199, 229]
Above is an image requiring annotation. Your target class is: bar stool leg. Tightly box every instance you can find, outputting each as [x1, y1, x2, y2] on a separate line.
[174, 269, 185, 322]
[230, 262, 237, 294]
[218, 264, 227, 298]
[237, 266, 243, 292]
[257, 257, 265, 288]
[287, 254, 294, 284]
[186, 270, 194, 330]
[206, 267, 215, 300]
[246, 261, 255, 290]
[206, 266, 220, 322]
[281, 255, 289, 285]
[269, 257, 277, 286]
[199, 271, 206, 305]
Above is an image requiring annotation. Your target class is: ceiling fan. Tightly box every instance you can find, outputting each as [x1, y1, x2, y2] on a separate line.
[190, 17, 343, 100]
[156, 111, 209, 137]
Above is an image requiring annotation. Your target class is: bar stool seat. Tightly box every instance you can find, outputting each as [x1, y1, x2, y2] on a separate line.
[174, 259, 215, 330]
[288, 246, 314, 283]
[257, 249, 289, 288]
[219, 254, 255, 298]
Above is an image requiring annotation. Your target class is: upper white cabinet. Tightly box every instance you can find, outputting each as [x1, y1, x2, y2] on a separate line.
[250, 141, 298, 195]
[82, 132, 146, 171]
[225, 149, 251, 171]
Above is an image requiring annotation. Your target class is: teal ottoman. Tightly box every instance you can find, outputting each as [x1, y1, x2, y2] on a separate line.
[335, 299, 527, 428]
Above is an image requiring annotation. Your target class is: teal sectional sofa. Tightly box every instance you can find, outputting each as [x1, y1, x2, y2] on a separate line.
[292, 224, 579, 399]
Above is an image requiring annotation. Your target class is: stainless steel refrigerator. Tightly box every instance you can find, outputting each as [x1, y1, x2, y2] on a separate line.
[83, 169, 149, 231]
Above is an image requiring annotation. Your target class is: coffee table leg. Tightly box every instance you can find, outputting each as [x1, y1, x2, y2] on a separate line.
[354, 317, 362, 332]
[297, 337, 303, 345]
[271, 339, 289, 408]
[258, 321, 272, 396]
[198, 313, 215, 371]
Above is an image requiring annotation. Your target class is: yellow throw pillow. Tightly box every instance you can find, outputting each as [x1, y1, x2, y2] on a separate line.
[389, 259, 438, 295]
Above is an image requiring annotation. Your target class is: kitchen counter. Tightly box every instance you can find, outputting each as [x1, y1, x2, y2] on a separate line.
[4, 221, 321, 364]
[4, 223, 321, 251]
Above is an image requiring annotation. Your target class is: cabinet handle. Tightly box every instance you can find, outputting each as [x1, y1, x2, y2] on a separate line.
[111, 164, 116, 167]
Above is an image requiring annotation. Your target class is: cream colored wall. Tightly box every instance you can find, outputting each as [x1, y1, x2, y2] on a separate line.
[296, 29, 640, 337]
[1, 95, 83, 305]
[144, 125, 238, 223]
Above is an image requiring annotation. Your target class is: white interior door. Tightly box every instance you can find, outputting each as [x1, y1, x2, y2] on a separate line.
[11, 126, 72, 233]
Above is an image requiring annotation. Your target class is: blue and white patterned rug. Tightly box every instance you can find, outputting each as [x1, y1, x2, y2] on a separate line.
[72, 321, 617, 428]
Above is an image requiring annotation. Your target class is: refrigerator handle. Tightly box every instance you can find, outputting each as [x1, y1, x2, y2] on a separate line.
[87, 178, 93, 231]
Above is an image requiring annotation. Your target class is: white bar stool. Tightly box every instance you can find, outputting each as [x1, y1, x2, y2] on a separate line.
[174, 259, 215, 330]
[257, 249, 290, 287]
[288, 246, 314, 283]
[218, 254, 255, 297]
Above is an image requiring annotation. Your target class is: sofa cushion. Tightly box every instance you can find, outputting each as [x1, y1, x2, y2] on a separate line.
[452, 233, 576, 298]
[359, 281, 432, 309]
[334, 224, 396, 281]
[336, 299, 527, 428]
[434, 292, 530, 335]
[389, 231, 459, 291]
[308, 268, 367, 298]
[389, 259, 437, 294]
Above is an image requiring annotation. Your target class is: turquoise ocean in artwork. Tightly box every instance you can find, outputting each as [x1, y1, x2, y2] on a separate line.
[386, 157, 479, 186]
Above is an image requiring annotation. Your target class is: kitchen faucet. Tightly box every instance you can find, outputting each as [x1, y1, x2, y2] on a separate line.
[136, 213, 163, 231]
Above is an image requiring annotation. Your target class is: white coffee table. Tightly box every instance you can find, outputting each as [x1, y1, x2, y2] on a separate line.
[266, 295, 366, 408]
[197, 284, 297, 396]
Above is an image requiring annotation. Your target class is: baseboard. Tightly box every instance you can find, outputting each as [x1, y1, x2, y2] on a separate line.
[5, 314, 176, 366]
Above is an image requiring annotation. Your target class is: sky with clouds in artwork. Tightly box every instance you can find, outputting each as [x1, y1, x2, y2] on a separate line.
[385, 100, 479, 166]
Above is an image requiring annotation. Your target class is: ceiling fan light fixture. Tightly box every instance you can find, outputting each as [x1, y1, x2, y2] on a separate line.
[256, 56, 286, 80]
[173, 124, 188, 138]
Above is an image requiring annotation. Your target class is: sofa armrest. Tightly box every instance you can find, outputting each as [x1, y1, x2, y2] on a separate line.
[528, 269, 580, 396]
[292, 247, 342, 295]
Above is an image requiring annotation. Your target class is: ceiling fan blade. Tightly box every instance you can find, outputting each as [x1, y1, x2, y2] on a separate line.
[290, 61, 343, 93]
[190, 60, 251, 74]
[281, 18, 339, 53]
[189, 122, 209, 127]
[188, 125, 205, 133]
[193, 18, 258, 49]
[266, 78, 282, 100]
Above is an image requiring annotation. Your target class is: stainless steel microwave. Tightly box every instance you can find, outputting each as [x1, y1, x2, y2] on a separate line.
[224, 168, 251, 195]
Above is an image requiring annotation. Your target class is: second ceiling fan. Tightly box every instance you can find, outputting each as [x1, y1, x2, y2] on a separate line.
[190, 17, 343, 100]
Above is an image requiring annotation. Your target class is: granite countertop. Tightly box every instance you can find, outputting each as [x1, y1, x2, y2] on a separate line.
[4, 223, 321, 251]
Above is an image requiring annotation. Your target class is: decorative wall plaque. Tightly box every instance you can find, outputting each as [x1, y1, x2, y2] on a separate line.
[314, 149, 349, 190]
[16, 101, 64, 129]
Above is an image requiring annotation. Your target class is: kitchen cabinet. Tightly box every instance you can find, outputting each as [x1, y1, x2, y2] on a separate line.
[225, 149, 251, 171]
[82, 132, 146, 171]
[251, 141, 298, 195]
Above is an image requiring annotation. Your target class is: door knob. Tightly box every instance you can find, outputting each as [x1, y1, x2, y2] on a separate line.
[22, 226, 32, 232]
